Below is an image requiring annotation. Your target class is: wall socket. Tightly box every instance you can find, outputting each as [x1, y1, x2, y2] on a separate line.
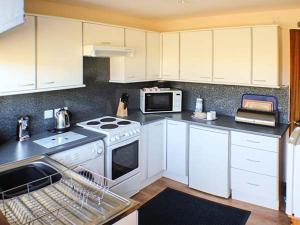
[44, 110, 53, 119]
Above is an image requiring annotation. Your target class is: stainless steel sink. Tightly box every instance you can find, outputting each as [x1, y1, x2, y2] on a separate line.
[0, 160, 61, 199]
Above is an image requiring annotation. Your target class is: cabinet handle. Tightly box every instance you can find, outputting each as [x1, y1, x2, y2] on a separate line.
[246, 158, 260, 163]
[254, 79, 266, 82]
[168, 122, 178, 126]
[246, 139, 260, 144]
[214, 77, 224, 80]
[154, 123, 163, 126]
[246, 182, 260, 187]
[199, 76, 210, 79]
[44, 81, 55, 85]
[128, 76, 135, 78]
[19, 83, 34, 87]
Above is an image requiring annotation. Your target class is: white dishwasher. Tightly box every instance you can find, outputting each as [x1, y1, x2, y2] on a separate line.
[189, 125, 230, 198]
[50, 140, 105, 178]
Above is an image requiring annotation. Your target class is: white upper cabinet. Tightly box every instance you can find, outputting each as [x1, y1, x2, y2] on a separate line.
[124, 28, 146, 82]
[162, 32, 180, 80]
[83, 23, 124, 47]
[37, 16, 83, 89]
[146, 32, 161, 80]
[252, 26, 279, 87]
[180, 30, 213, 82]
[213, 28, 252, 85]
[0, 16, 36, 94]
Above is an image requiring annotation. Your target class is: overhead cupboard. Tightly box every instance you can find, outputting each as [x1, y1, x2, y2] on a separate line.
[0, 15, 85, 96]
[163, 25, 279, 87]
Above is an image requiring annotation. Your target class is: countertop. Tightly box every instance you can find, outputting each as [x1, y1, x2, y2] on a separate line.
[0, 126, 106, 166]
[125, 110, 289, 138]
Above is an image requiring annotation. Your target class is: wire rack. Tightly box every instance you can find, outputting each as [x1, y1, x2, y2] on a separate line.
[0, 166, 130, 225]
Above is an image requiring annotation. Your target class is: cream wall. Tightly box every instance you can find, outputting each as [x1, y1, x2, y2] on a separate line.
[25, 0, 300, 85]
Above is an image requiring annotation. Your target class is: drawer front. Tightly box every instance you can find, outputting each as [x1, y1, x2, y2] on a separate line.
[231, 168, 278, 201]
[231, 145, 278, 177]
[231, 131, 279, 152]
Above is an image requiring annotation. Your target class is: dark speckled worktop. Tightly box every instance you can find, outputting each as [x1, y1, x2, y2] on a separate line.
[125, 110, 289, 138]
[0, 127, 106, 166]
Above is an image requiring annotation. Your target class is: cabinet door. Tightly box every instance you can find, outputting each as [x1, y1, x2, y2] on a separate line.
[252, 26, 279, 87]
[147, 121, 165, 178]
[37, 16, 83, 89]
[83, 23, 124, 46]
[213, 28, 251, 85]
[125, 29, 146, 81]
[189, 126, 230, 198]
[0, 16, 35, 94]
[180, 30, 212, 82]
[146, 32, 161, 80]
[162, 32, 179, 80]
[166, 120, 188, 183]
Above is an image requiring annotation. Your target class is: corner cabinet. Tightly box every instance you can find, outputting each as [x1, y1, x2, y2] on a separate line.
[141, 120, 166, 188]
[0, 15, 36, 94]
[165, 120, 188, 184]
[162, 32, 180, 80]
[146, 32, 161, 80]
[37, 16, 83, 89]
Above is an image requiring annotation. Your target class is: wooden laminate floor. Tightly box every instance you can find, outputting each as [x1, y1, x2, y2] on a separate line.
[132, 177, 290, 225]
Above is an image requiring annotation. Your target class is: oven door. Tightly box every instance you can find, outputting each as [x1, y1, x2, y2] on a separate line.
[106, 136, 140, 184]
[145, 92, 173, 112]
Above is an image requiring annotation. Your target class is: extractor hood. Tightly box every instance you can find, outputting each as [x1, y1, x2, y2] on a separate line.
[0, 0, 24, 34]
[83, 45, 135, 57]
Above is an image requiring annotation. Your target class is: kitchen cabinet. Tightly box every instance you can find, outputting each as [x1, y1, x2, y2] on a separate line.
[165, 120, 188, 184]
[83, 23, 125, 47]
[180, 30, 213, 82]
[162, 32, 180, 80]
[0, 15, 36, 94]
[146, 31, 161, 80]
[189, 126, 230, 198]
[252, 26, 279, 87]
[231, 131, 280, 209]
[110, 28, 146, 82]
[125, 29, 146, 82]
[213, 28, 251, 85]
[141, 120, 166, 188]
[113, 210, 138, 225]
[37, 16, 83, 89]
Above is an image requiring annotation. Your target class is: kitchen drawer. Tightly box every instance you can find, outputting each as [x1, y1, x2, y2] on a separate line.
[231, 145, 278, 177]
[231, 168, 278, 209]
[231, 131, 279, 152]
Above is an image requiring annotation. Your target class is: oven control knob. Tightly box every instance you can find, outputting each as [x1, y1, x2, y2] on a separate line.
[115, 135, 120, 140]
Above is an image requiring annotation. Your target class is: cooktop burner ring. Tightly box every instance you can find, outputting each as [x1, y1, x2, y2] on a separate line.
[100, 124, 119, 129]
[100, 117, 117, 123]
[117, 121, 131, 125]
[86, 121, 101, 125]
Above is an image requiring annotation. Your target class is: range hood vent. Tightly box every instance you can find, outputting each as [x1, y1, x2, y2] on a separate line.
[83, 45, 134, 57]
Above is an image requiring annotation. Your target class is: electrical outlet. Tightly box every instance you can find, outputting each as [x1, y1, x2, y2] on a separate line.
[44, 110, 53, 119]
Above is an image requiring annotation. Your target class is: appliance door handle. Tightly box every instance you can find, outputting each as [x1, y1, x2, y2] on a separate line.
[246, 158, 260, 163]
[246, 182, 260, 187]
[246, 139, 260, 144]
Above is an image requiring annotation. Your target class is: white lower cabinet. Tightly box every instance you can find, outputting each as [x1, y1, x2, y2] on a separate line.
[189, 126, 230, 198]
[113, 210, 138, 225]
[165, 120, 188, 184]
[141, 120, 166, 188]
[231, 131, 280, 209]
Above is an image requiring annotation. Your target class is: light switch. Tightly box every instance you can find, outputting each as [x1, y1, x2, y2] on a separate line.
[44, 110, 53, 119]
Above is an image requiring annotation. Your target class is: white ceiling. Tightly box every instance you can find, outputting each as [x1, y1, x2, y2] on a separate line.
[47, 0, 300, 19]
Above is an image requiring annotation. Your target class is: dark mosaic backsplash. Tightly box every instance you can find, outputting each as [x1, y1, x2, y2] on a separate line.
[0, 57, 289, 142]
[168, 81, 289, 124]
[0, 58, 155, 142]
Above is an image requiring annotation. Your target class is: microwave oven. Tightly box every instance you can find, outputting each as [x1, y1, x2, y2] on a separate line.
[140, 89, 182, 113]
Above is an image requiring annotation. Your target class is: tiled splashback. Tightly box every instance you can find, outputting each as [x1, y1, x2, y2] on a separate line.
[0, 57, 289, 142]
[168, 81, 289, 124]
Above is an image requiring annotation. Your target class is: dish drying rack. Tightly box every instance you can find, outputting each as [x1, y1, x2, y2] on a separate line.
[0, 166, 130, 225]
